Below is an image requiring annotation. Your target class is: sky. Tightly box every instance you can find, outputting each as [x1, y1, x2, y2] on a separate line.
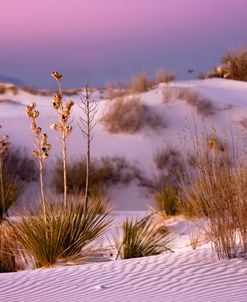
[0, 0, 247, 87]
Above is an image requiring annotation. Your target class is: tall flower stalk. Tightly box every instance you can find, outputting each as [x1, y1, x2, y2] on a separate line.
[51, 71, 74, 209]
[26, 102, 51, 215]
[78, 85, 97, 213]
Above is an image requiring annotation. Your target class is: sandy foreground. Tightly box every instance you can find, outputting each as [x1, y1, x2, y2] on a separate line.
[1, 245, 247, 301]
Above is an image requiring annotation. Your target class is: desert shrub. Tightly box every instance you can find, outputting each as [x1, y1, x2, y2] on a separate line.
[131, 72, 152, 93]
[182, 130, 247, 259]
[221, 49, 247, 81]
[197, 72, 206, 80]
[4, 147, 38, 182]
[53, 156, 142, 194]
[13, 198, 111, 267]
[152, 147, 185, 190]
[101, 97, 165, 134]
[105, 81, 129, 100]
[207, 48, 247, 81]
[153, 186, 180, 217]
[155, 68, 176, 84]
[177, 88, 215, 116]
[115, 215, 172, 259]
[0, 85, 6, 94]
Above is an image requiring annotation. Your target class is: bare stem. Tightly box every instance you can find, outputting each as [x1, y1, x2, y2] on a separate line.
[62, 129, 67, 209]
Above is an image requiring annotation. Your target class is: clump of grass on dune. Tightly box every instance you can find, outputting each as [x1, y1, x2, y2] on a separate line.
[114, 215, 172, 260]
[155, 68, 176, 84]
[131, 72, 152, 93]
[100, 97, 166, 134]
[13, 198, 111, 268]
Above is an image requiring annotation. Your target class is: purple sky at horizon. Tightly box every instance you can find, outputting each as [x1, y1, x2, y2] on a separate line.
[0, 0, 247, 87]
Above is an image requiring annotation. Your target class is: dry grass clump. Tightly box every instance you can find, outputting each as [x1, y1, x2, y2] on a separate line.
[105, 81, 130, 100]
[114, 215, 172, 259]
[52, 156, 141, 194]
[155, 68, 176, 84]
[177, 88, 215, 116]
[0, 99, 23, 106]
[208, 48, 247, 81]
[0, 85, 6, 94]
[131, 72, 152, 93]
[101, 97, 165, 134]
[0, 222, 27, 272]
[182, 130, 247, 259]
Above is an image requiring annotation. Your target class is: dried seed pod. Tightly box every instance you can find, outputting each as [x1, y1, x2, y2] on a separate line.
[43, 153, 49, 159]
[35, 127, 42, 134]
[33, 150, 39, 157]
[51, 71, 62, 82]
[50, 123, 57, 130]
[33, 111, 39, 118]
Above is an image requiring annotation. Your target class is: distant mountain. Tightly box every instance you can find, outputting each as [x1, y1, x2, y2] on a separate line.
[0, 74, 24, 85]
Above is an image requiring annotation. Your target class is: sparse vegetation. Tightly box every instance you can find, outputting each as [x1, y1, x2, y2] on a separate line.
[155, 68, 176, 84]
[181, 130, 247, 259]
[208, 48, 247, 81]
[101, 97, 165, 134]
[115, 215, 172, 259]
[153, 186, 180, 217]
[52, 156, 142, 194]
[177, 88, 215, 116]
[131, 72, 152, 93]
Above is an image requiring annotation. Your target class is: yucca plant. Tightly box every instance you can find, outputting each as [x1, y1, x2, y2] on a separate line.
[115, 216, 172, 260]
[13, 197, 111, 268]
[13, 205, 67, 268]
[61, 196, 111, 259]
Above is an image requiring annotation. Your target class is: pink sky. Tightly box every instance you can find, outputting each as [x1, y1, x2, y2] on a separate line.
[0, 0, 247, 87]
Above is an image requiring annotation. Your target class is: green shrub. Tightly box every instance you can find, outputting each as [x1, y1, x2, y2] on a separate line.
[115, 215, 172, 259]
[153, 186, 180, 216]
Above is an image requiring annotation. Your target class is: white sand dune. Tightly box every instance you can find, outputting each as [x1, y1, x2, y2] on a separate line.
[1, 248, 247, 302]
[1, 79, 247, 301]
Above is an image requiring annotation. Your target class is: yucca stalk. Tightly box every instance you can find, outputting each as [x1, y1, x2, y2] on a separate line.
[26, 102, 51, 216]
[51, 71, 74, 209]
[78, 85, 98, 213]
